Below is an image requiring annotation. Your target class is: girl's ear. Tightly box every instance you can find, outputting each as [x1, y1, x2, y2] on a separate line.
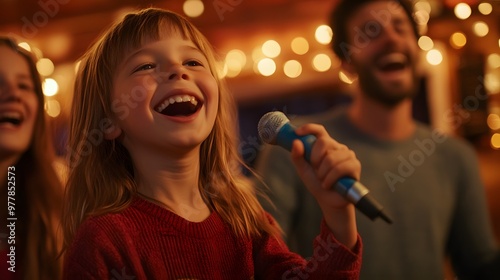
[103, 119, 122, 140]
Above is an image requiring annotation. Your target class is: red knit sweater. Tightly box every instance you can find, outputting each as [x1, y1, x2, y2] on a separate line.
[63, 196, 362, 279]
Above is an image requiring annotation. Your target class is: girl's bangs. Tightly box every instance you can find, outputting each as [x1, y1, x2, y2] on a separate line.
[111, 13, 196, 70]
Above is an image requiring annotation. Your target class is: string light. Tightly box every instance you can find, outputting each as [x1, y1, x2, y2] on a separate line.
[418, 36, 434, 51]
[478, 2, 492, 15]
[42, 78, 59, 96]
[472, 21, 489, 37]
[262, 40, 281, 58]
[44, 100, 61, 118]
[454, 3, 471, 20]
[36, 58, 55, 76]
[491, 133, 500, 149]
[283, 60, 302, 78]
[312, 54, 331, 72]
[183, 0, 204, 18]
[315, 25, 333, 45]
[291, 37, 309, 55]
[450, 32, 467, 49]
[257, 58, 276, 76]
[426, 49, 443, 66]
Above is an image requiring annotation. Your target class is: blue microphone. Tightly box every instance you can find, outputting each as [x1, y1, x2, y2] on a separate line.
[258, 111, 392, 224]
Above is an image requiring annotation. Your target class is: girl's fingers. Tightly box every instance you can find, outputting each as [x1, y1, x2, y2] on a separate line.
[320, 155, 361, 189]
[315, 149, 359, 184]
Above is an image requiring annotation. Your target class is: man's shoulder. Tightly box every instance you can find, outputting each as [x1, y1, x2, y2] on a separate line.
[414, 123, 478, 162]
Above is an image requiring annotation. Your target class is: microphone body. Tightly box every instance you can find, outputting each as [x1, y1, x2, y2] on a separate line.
[258, 111, 392, 224]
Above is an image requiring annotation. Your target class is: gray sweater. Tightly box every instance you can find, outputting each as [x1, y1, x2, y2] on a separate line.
[255, 108, 499, 280]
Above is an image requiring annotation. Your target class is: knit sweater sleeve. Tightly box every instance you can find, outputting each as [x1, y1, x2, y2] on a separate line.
[254, 214, 362, 280]
[62, 217, 132, 280]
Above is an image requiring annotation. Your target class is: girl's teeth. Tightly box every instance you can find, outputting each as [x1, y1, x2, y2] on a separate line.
[156, 95, 199, 112]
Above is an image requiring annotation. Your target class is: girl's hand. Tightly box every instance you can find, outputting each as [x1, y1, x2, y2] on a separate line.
[289, 123, 360, 248]
[290, 123, 361, 210]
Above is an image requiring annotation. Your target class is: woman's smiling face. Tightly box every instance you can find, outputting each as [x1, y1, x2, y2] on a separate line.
[0, 45, 38, 159]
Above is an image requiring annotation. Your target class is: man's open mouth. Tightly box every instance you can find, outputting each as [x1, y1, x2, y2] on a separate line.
[376, 53, 408, 73]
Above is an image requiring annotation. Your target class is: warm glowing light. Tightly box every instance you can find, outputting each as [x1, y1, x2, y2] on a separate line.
[31, 47, 43, 60]
[485, 73, 500, 93]
[262, 40, 281, 58]
[454, 3, 471, 20]
[315, 25, 333, 45]
[36, 58, 55, 76]
[312, 54, 331, 72]
[426, 49, 443, 65]
[491, 133, 500, 149]
[473, 21, 489, 37]
[183, 0, 204, 18]
[414, 10, 430, 25]
[414, 1, 431, 14]
[17, 42, 31, 52]
[487, 54, 500, 69]
[418, 24, 428, 35]
[283, 60, 302, 78]
[44, 100, 61, 118]
[224, 61, 241, 78]
[478, 2, 492, 15]
[339, 71, 354, 84]
[291, 37, 309, 55]
[224, 49, 246, 78]
[257, 58, 276, 76]
[487, 114, 500, 130]
[252, 46, 265, 62]
[42, 78, 59, 96]
[450, 32, 467, 49]
[218, 63, 228, 79]
[418, 36, 434, 51]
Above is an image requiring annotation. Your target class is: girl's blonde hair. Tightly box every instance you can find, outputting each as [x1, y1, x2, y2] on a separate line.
[1, 35, 63, 279]
[62, 8, 280, 249]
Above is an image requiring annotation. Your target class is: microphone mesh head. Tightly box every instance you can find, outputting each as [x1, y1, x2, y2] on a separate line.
[257, 111, 289, 144]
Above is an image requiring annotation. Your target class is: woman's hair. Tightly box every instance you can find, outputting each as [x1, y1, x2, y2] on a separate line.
[0, 36, 63, 280]
[329, 0, 419, 61]
[62, 8, 281, 249]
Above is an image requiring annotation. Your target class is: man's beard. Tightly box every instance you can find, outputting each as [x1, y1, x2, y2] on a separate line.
[357, 66, 420, 108]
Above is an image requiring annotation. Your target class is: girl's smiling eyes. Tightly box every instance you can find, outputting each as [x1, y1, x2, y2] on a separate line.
[131, 59, 205, 74]
[133, 63, 156, 73]
[184, 59, 204, 67]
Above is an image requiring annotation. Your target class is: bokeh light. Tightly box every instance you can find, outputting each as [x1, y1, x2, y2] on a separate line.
[283, 60, 302, 78]
[454, 3, 471, 20]
[257, 58, 276, 76]
[183, 0, 204, 18]
[291, 37, 309, 55]
[315, 25, 333, 45]
[262, 40, 281, 58]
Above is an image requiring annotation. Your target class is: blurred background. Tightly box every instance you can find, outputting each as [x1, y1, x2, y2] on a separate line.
[1, 0, 499, 259]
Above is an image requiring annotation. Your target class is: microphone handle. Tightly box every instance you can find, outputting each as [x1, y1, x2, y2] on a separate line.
[275, 122, 393, 224]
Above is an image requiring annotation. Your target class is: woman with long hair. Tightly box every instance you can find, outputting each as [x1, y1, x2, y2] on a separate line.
[0, 35, 63, 280]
